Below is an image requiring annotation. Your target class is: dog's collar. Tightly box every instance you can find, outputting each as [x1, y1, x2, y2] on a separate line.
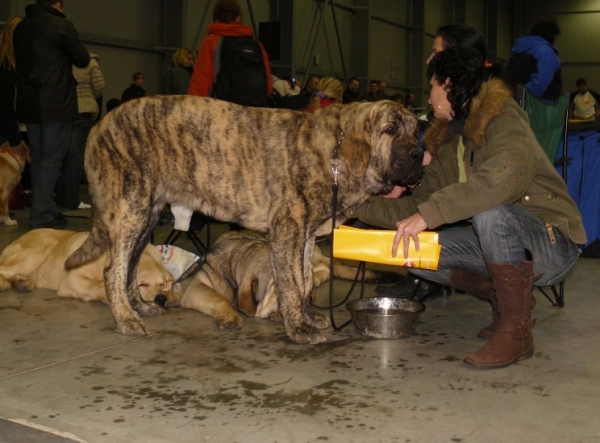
[330, 128, 344, 184]
[0, 147, 24, 168]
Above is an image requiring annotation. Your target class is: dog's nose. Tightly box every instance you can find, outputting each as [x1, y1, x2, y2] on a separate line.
[154, 294, 168, 307]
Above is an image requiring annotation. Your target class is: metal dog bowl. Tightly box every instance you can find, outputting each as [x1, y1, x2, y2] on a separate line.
[346, 297, 426, 339]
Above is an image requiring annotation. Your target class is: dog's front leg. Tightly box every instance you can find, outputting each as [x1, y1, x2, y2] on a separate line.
[301, 236, 330, 330]
[269, 232, 327, 345]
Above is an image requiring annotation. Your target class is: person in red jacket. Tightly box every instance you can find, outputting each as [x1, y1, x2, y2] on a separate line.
[188, 0, 272, 100]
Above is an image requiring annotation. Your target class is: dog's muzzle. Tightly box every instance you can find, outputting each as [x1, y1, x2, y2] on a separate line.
[387, 144, 424, 186]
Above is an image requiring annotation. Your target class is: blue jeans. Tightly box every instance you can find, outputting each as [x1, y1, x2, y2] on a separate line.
[27, 122, 72, 226]
[56, 114, 93, 209]
[409, 205, 581, 287]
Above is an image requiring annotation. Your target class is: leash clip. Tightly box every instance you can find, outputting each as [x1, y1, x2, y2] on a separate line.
[330, 129, 344, 185]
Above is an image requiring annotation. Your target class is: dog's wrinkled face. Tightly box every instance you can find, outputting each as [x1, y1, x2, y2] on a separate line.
[363, 101, 423, 194]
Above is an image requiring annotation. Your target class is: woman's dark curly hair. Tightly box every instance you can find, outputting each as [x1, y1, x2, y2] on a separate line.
[427, 48, 485, 120]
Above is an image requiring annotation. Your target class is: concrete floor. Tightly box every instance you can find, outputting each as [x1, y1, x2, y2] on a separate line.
[1, 191, 600, 443]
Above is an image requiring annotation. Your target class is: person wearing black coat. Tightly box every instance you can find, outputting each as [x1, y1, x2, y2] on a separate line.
[0, 16, 23, 149]
[121, 72, 146, 103]
[13, 0, 90, 229]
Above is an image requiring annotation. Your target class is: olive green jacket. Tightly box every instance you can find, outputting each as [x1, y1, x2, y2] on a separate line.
[355, 78, 586, 245]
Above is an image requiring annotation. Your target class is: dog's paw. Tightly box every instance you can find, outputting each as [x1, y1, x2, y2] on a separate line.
[216, 313, 243, 330]
[269, 311, 283, 322]
[115, 317, 148, 336]
[14, 275, 34, 292]
[286, 322, 327, 344]
[4, 219, 17, 226]
[134, 301, 165, 317]
[303, 309, 331, 330]
[0, 278, 10, 292]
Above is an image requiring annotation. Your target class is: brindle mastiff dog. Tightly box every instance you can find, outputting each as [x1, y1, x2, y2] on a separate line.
[65, 96, 422, 344]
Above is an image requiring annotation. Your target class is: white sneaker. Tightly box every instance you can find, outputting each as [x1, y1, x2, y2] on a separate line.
[78, 202, 91, 209]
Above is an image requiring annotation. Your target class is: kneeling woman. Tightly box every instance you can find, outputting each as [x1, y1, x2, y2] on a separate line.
[355, 48, 585, 369]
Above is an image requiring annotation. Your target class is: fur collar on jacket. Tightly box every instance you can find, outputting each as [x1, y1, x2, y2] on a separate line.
[423, 78, 514, 152]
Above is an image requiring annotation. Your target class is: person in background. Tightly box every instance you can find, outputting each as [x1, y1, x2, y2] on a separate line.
[0, 16, 25, 153]
[355, 47, 584, 369]
[569, 78, 600, 120]
[14, 0, 90, 230]
[342, 77, 360, 104]
[105, 98, 121, 114]
[164, 47, 194, 95]
[121, 72, 146, 103]
[390, 93, 404, 105]
[503, 15, 562, 103]
[302, 75, 320, 97]
[188, 0, 272, 104]
[378, 80, 390, 99]
[361, 80, 381, 102]
[404, 92, 416, 112]
[426, 23, 487, 65]
[301, 77, 343, 111]
[273, 75, 300, 97]
[55, 51, 105, 210]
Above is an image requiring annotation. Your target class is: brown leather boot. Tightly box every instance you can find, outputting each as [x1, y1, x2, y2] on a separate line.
[463, 258, 536, 369]
[448, 268, 498, 338]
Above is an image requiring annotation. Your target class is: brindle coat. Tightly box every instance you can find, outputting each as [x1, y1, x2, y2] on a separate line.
[65, 96, 422, 344]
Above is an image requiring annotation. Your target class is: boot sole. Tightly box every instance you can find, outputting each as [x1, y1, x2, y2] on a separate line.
[462, 347, 535, 369]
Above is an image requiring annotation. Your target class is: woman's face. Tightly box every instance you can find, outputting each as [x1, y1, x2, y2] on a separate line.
[183, 52, 195, 67]
[428, 75, 453, 121]
[426, 35, 445, 65]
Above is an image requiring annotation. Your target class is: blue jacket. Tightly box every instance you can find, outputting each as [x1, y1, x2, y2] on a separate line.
[505, 36, 562, 103]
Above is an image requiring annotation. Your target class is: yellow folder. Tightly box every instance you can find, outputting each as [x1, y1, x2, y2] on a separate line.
[333, 226, 441, 270]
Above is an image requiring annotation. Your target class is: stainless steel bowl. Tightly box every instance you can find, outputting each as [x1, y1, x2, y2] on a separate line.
[346, 297, 426, 339]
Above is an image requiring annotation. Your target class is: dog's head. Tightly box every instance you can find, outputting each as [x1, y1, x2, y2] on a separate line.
[137, 246, 182, 308]
[0, 141, 31, 168]
[339, 101, 422, 195]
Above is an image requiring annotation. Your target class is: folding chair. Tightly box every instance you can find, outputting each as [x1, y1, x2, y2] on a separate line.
[516, 84, 570, 307]
[161, 212, 214, 256]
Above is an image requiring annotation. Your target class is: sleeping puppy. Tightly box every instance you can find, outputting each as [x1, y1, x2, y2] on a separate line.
[0, 141, 31, 226]
[0, 229, 181, 308]
[181, 230, 395, 330]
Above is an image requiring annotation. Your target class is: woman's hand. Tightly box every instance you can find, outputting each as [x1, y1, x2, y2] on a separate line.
[383, 186, 406, 199]
[392, 213, 428, 258]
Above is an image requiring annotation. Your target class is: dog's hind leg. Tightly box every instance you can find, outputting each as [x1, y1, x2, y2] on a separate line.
[124, 206, 165, 318]
[103, 207, 164, 335]
[182, 281, 244, 330]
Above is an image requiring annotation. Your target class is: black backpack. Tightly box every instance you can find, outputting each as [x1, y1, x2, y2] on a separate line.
[213, 36, 269, 107]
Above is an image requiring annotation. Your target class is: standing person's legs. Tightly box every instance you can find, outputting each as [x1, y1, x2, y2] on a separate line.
[56, 114, 93, 209]
[27, 122, 72, 228]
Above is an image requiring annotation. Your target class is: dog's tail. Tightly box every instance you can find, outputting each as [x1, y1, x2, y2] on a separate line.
[64, 225, 108, 270]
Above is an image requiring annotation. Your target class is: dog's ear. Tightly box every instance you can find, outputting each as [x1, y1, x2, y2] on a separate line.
[339, 134, 371, 178]
[20, 141, 31, 163]
[237, 277, 258, 317]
